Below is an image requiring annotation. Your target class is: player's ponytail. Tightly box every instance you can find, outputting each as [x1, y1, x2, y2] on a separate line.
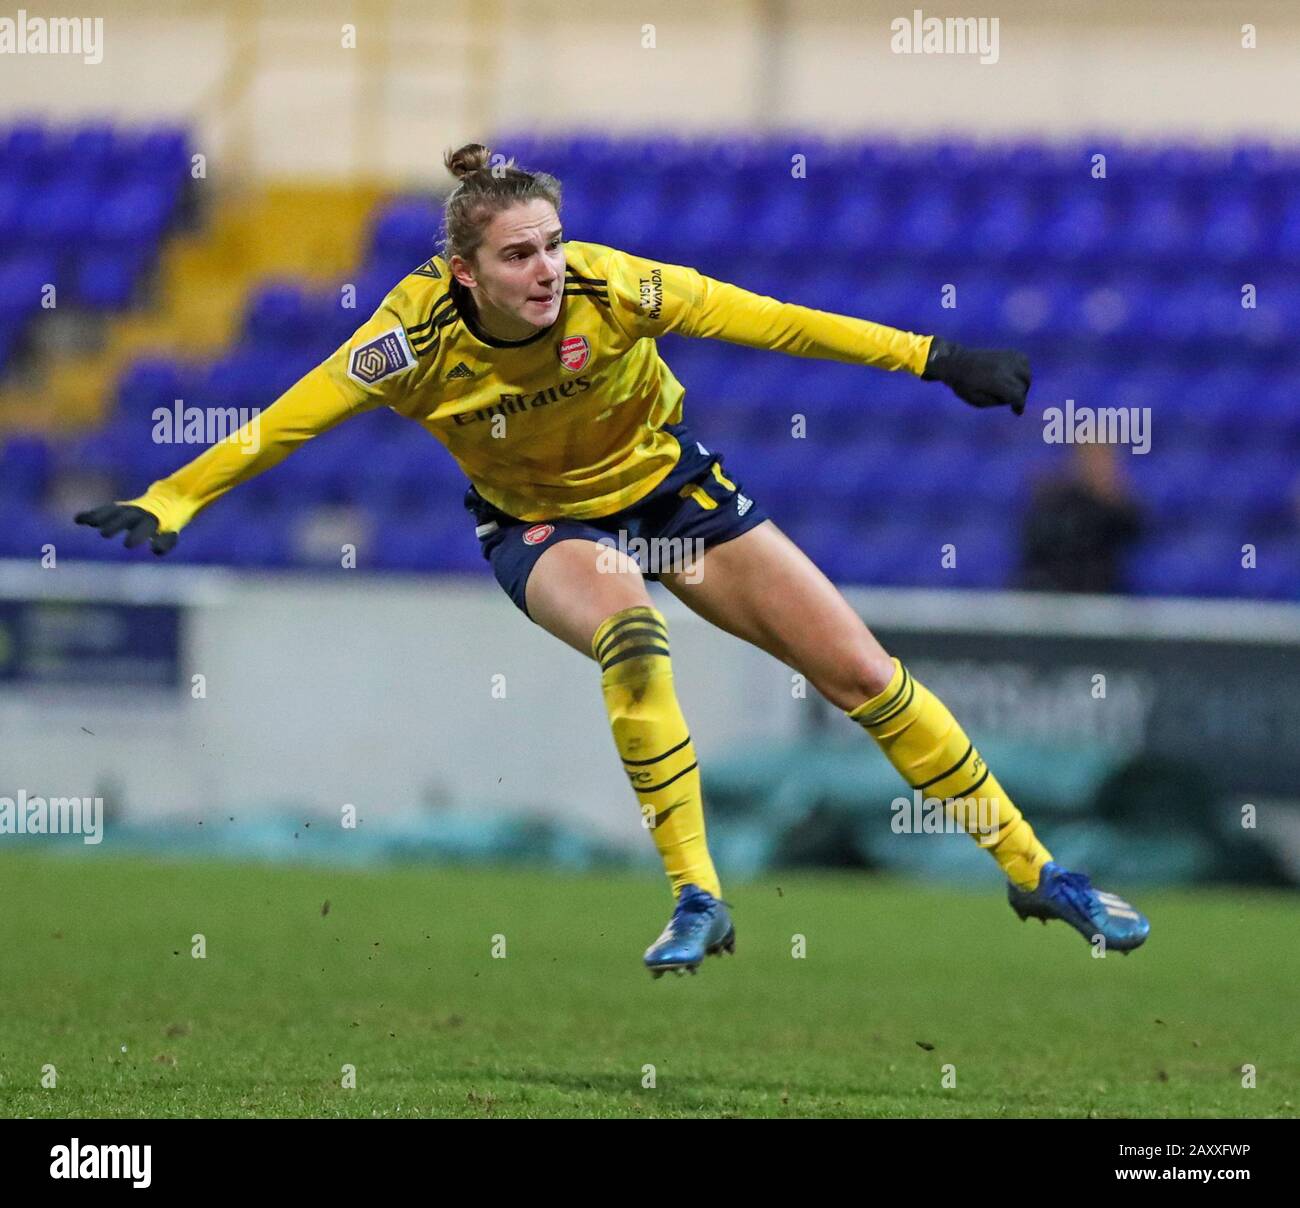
[440, 141, 562, 263]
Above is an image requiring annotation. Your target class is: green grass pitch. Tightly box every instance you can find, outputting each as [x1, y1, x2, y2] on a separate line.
[0, 851, 1294, 1118]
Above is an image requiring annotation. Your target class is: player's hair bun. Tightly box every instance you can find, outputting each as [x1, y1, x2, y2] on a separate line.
[444, 143, 493, 180]
[438, 142, 561, 262]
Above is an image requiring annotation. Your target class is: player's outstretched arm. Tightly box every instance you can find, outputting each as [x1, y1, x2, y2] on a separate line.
[601, 245, 1030, 414]
[76, 303, 418, 554]
[75, 362, 367, 554]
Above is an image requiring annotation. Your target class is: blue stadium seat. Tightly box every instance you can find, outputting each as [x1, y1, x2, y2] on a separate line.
[0, 253, 57, 323]
[118, 125, 191, 183]
[0, 122, 54, 181]
[1200, 188, 1266, 265]
[75, 249, 147, 309]
[66, 123, 120, 180]
[0, 179, 26, 248]
[24, 177, 97, 246]
[93, 180, 176, 248]
[114, 358, 189, 417]
[367, 197, 441, 265]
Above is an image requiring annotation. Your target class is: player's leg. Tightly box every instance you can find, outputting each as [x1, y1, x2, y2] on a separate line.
[658, 519, 1052, 882]
[524, 536, 734, 973]
[526, 535, 723, 898]
[658, 519, 1148, 951]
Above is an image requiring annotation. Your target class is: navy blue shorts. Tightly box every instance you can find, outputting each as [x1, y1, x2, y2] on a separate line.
[464, 421, 771, 620]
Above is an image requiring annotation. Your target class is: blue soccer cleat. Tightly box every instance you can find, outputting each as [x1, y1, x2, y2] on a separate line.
[643, 883, 735, 978]
[1008, 861, 1150, 953]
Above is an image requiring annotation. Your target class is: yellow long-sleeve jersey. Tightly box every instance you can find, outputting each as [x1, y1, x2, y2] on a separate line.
[124, 240, 934, 528]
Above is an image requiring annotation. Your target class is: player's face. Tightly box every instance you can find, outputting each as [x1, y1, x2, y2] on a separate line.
[454, 199, 565, 340]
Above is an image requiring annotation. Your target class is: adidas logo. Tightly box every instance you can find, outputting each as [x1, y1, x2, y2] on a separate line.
[1097, 891, 1140, 920]
[446, 362, 475, 380]
[736, 493, 753, 517]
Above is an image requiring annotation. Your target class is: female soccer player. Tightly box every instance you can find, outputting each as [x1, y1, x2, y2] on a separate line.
[77, 142, 1149, 976]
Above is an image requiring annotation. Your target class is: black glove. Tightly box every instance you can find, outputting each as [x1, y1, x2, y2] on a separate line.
[75, 504, 178, 555]
[921, 336, 1030, 415]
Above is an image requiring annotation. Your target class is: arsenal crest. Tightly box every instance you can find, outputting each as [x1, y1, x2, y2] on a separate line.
[557, 335, 590, 372]
[522, 523, 555, 546]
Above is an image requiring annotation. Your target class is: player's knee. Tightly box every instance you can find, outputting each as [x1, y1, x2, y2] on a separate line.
[861, 653, 897, 698]
[593, 569, 654, 619]
[815, 649, 895, 712]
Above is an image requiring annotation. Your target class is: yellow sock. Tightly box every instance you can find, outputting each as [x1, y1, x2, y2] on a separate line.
[592, 604, 721, 899]
[848, 658, 1052, 889]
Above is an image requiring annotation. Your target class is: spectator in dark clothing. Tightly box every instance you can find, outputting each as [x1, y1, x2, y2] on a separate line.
[1020, 444, 1142, 593]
